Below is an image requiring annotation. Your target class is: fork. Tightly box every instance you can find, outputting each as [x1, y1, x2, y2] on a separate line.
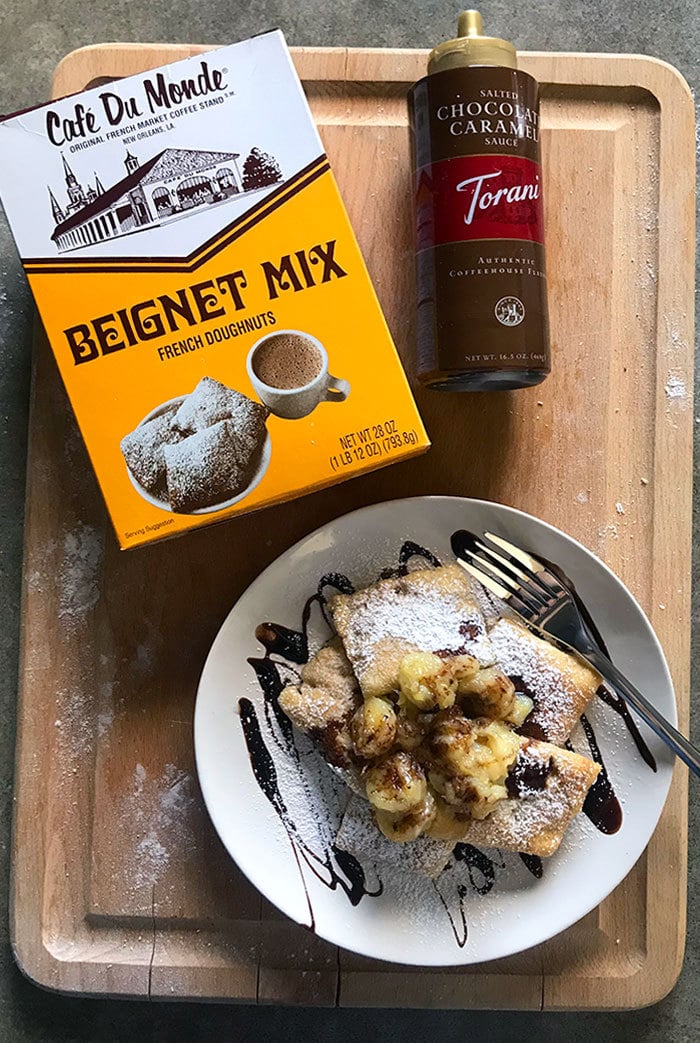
[451, 529, 700, 778]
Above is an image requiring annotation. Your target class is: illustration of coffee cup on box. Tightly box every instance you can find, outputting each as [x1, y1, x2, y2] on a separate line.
[247, 329, 350, 419]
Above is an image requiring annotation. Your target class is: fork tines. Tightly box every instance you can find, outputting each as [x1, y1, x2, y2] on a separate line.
[450, 529, 558, 621]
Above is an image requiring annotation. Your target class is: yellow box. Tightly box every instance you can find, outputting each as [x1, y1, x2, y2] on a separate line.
[0, 31, 428, 548]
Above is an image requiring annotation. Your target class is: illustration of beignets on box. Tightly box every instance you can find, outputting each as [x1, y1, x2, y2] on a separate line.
[173, 376, 268, 452]
[119, 403, 183, 499]
[121, 377, 269, 514]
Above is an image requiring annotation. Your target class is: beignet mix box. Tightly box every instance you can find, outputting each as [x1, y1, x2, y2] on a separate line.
[0, 30, 428, 548]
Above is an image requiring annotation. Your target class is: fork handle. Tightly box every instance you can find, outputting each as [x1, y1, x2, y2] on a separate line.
[586, 649, 700, 778]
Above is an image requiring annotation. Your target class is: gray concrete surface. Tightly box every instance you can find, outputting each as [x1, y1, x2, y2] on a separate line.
[1, 1, 698, 1039]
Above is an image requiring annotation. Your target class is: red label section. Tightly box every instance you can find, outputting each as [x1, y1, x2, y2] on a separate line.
[415, 154, 544, 250]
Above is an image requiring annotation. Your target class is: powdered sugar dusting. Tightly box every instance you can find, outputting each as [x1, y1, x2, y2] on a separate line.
[333, 567, 495, 687]
[53, 668, 120, 767]
[120, 405, 181, 494]
[488, 619, 594, 744]
[54, 685, 92, 759]
[59, 523, 104, 627]
[665, 373, 687, 401]
[292, 640, 359, 721]
[97, 680, 116, 737]
[164, 419, 245, 512]
[336, 795, 452, 877]
[280, 682, 351, 732]
[121, 763, 199, 889]
[464, 768, 571, 851]
[172, 375, 267, 444]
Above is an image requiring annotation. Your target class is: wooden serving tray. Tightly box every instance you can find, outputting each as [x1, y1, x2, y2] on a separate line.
[12, 43, 694, 1009]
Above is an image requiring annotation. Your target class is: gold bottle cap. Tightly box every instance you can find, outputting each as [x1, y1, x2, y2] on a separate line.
[428, 10, 518, 74]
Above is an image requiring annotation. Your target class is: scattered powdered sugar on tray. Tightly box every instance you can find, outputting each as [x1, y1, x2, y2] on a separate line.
[25, 567, 48, 593]
[97, 680, 117, 737]
[664, 373, 687, 401]
[121, 763, 199, 889]
[54, 685, 92, 759]
[128, 619, 163, 681]
[663, 375, 688, 398]
[52, 663, 121, 765]
[636, 203, 657, 236]
[59, 522, 104, 627]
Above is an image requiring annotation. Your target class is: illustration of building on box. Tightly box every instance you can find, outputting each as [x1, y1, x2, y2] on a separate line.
[50, 146, 282, 252]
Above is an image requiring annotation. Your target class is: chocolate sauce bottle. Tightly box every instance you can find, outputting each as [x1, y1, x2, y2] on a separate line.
[408, 10, 550, 391]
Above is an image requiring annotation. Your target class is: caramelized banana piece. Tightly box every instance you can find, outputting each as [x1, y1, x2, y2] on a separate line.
[351, 696, 397, 758]
[429, 710, 520, 778]
[365, 751, 427, 813]
[399, 651, 455, 710]
[507, 693, 534, 727]
[458, 666, 516, 721]
[375, 791, 437, 843]
[395, 711, 425, 751]
[429, 768, 507, 820]
[398, 651, 480, 712]
[426, 709, 521, 819]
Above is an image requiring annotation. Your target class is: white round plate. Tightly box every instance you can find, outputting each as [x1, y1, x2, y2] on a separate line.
[125, 395, 271, 515]
[194, 496, 675, 966]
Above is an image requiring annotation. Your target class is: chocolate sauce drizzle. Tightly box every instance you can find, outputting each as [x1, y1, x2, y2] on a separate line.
[436, 882, 469, 948]
[519, 853, 544, 879]
[505, 748, 552, 798]
[596, 684, 656, 772]
[239, 696, 316, 929]
[239, 690, 381, 924]
[435, 844, 504, 947]
[454, 843, 500, 894]
[379, 540, 442, 578]
[438, 843, 544, 947]
[435, 846, 548, 947]
[574, 716, 623, 835]
[255, 572, 355, 664]
[240, 572, 384, 928]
